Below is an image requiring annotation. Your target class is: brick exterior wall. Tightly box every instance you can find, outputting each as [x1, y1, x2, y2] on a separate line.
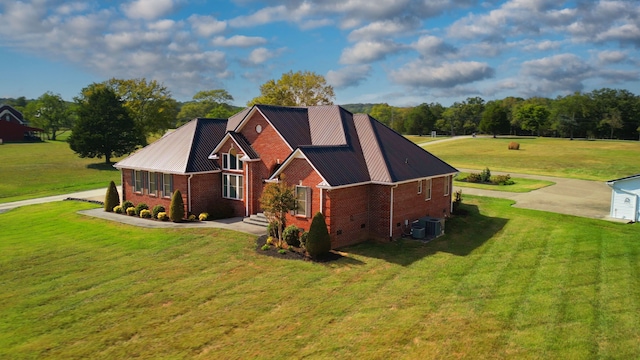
[280, 158, 324, 231]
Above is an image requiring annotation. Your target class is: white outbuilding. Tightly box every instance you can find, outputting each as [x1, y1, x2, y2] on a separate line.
[606, 174, 640, 222]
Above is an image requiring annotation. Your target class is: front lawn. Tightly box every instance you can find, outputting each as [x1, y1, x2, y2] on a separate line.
[1, 199, 639, 358]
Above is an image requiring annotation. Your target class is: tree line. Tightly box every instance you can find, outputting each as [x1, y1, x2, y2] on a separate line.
[3, 71, 639, 164]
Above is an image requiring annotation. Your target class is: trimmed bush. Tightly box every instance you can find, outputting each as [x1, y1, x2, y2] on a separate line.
[508, 141, 520, 150]
[492, 174, 514, 185]
[306, 212, 331, 258]
[199, 212, 209, 221]
[152, 205, 165, 219]
[121, 200, 134, 211]
[126, 207, 136, 216]
[170, 190, 185, 222]
[188, 214, 197, 221]
[139, 209, 152, 218]
[465, 173, 481, 183]
[300, 231, 309, 249]
[157, 212, 168, 221]
[104, 181, 120, 212]
[135, 203, 149, 215]
[113, 205, 123, 214]
[480, 168, 491, 183]
[283, 225, 301, 247]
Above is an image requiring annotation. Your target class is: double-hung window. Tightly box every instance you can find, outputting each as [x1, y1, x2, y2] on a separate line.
[425, 178, 432, 201]
[295, 186, 311, 217]
[163, 173, 172, 197]
[222, 152, 243, 170]
[223, 174, 243, 200]
[134, 170, 144, 193]
[418, 179, 423, 194]
[444, 175, 450, 196]
[148, 172, 157, 196]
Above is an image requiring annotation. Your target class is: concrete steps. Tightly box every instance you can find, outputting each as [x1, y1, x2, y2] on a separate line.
[242, 212, 269, 227]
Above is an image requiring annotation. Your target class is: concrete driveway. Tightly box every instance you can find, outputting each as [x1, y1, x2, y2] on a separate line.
[454, 169, 612, 220]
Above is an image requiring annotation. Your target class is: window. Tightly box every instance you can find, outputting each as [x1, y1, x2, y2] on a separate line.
[295, 186, 311, 217]
[134, 170, 144, 193]
[417, 179, 423, 194]
[223, 174, 243, 200]
[222, 152, 243, 170]
[444, 175, 450, 196]
[148, 172, 157, 196]
[425, 178, 432, 200]
[163, 173, 172, 197]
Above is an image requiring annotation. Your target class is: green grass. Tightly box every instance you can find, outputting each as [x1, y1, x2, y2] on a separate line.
[422, 137, 640, 181]
[0, 140, 125, 203]
[2, 199, 640, 359]
[454, 172, 554, 193]
[404, 135, 445, 144]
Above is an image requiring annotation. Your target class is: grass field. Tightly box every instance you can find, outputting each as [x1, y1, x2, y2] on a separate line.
[0, 140, 124, 203]
[2, 199, 639, 359]
[423, 137, 640, 181]
[404, 135, 445, 144]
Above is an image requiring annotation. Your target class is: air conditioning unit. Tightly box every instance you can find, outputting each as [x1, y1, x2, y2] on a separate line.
[420, 217, 445, 237]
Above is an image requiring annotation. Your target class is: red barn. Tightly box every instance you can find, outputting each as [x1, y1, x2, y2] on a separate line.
[0, 105, 43, 142]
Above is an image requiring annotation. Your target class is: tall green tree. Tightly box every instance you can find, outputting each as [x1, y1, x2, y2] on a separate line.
[404, 103, 435, 136]
[103, 78, 178, 139]
[24, 92, 71, 140]
[479, 101, 509, 137]
[68, 86, 144, 164]
[513, 103, 550, 136]
[177, 89, 235, 125]
[248, 70, 335, 106]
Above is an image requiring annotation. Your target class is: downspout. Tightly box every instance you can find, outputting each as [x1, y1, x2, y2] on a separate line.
[389, 184, 398, 241]
[120, 170, 124, 202]
[245, 163, 250, 217]
[319, 187, 323, 214]
[187, 174, 194, 214]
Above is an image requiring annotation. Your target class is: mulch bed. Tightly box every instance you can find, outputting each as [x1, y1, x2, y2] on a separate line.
[254, 235, 344, 263]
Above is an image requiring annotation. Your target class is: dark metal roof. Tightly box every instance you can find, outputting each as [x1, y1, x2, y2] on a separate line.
[229, 132, 260, 159]
[255, 105, 311, 148]
[368, 116, 458, 182]
[115, 118, 226, 174]
[0, 104, 25, 123]
[300, 146, 371, 186]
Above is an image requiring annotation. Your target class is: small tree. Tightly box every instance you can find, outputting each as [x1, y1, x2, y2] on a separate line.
[259, 175, 296, 245]
[104, 180, 120, 212]
[306, 212, 331, 258]
[170, 190, 185, 222]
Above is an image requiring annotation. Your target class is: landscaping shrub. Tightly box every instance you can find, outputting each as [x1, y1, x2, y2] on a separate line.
[300, 231, 309, 249]
[480, 168, 491, 183]
[126, 207, 136, 216]
[283, 225, 301, 247]
[113, 205, 123, 214]
[199, 212, 209, 221]
[152, 205, 165, 219]
[492, 174, 514, 185]
[266, 237, 274, 245]
[169, 190, 184, 222]
[157, 212, 168, 221]
[466, 173, 481, 183]
[261, 244, 270, 251]
[121, 200, 134, 211]
[267, 222, 278, 238]
[104, 181, 120, 212]
[135, 203, 149, 215]
[306, 212, 331, 258]
[508, 141, 520, 150]
[188, 214, 197, 221]
[139, 209, 152, 218]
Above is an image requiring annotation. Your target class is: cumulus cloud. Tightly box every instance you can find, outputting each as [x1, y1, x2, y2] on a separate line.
[121, 0, 174, 20]
[597, 50, 627, 65]
[212, 35, 267, 47]
[340, 40, 404, 64]
[347, 17, 420, 41]
[520, 53, 592, 94]
[390, 61, 495, 88]
[413, 35, 457, 58]
[326, 65, 372, 88]
[189, 15, 227, 37]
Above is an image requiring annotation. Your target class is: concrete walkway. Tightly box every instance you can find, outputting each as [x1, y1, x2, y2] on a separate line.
[0, 187, 267, 236]
[454, 169, 612, 220]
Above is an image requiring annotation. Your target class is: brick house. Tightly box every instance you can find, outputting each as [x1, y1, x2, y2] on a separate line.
[0, 104, 44, 142]
[115, 105, 457, 248]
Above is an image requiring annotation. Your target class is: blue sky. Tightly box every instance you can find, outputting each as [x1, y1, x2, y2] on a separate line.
[1, 0, 639, 107]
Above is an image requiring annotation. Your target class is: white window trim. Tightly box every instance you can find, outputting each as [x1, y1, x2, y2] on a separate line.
[222, 152, 243, 171]
[294, 185, 311, 218]
[133, 170, 144, 193]
[162, 173, 173, 198]
[148, 172, 157, 196]
[417, 179, 423, 194]
[223, 173, 244, 200]
[425, 178, 432, 201]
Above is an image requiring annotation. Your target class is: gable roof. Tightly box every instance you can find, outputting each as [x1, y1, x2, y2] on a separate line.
[114, 118, 227, 174]
[607, 174, 640, 185]
[209, 131, 260, 160]
[0, 104, 25, 124]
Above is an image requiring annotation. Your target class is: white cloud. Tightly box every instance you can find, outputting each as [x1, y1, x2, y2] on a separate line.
[212, 35, 267, 47]
[326, 65, 372, 88]
[347, 17, 419, 41]
[245, 47, 286, 65]
[597, 50, 627, 65]
[189, 15, 227, 37]
[340, 40, 404, 64]
[390, 61, 495, 88]
[121, 0, 174, 20]
[413, 35, 457, 58]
